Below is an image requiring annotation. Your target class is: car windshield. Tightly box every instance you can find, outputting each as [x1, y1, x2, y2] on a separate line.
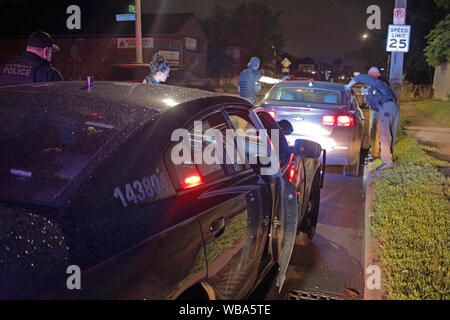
[268, 87, 342, 106]
[0, 93, 149, 206]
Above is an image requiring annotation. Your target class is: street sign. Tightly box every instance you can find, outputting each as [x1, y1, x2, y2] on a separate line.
[129, 5, 137, 13]
[282, 68, 290, 73]
[393, 8, 406, 25]
[116, 14, 136, 22]
[117, 38, 154, 49]
[281, 57, 291, 68]
[386, 24, 411, 53]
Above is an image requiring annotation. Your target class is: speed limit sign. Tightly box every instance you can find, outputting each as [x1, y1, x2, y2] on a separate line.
[386, 24, 411, 52]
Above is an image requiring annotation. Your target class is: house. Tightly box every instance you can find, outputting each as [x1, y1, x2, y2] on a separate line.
[0, 13, 208, 81]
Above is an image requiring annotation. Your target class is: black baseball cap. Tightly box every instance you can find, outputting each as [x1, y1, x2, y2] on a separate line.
[27, 31, 60, 51]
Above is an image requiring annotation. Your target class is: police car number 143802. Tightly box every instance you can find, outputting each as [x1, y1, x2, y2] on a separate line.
[113, 172, 170, 208]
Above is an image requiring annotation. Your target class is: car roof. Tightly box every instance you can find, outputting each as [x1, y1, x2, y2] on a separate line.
[274, 80, 346, 91]
[0, 81, 218, 112]
[0, 81, 251, 129]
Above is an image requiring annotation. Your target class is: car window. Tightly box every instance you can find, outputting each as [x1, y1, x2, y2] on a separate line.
[167, 112, 229, 190]
[226, 110, 269, 171]
[268, 87, 342, 106]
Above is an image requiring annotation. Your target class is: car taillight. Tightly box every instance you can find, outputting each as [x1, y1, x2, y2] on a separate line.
[268, 111, 276, 118]
[183, 175, 203, 189]
[321, 115, 354, 127]
[289, 168, 295, 182]
[322, 115, 336, 127]
[337, 115, 354, 127]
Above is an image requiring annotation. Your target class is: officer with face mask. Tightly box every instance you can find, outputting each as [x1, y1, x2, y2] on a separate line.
[0, 31, 63, 86]
[238, 56, 281, 104]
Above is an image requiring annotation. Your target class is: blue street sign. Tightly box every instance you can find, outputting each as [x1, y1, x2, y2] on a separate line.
[116, 14, 136, 22]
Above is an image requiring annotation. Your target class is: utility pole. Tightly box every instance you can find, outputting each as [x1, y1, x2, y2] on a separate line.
[389, 0, 407, 98]
[135, 0, 143, 63]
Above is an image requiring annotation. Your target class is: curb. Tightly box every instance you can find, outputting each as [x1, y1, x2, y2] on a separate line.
[363, 162, 388, 300]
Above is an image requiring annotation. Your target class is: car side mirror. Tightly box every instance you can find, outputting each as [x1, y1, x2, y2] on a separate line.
[293, 139, 322, 159]
[277, 119, 294, 136]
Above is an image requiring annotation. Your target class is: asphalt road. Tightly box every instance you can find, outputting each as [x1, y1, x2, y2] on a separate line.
[251, 165, 367, 300]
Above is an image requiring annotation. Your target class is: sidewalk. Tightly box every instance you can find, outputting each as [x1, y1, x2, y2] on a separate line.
[400, 102, 450, 162]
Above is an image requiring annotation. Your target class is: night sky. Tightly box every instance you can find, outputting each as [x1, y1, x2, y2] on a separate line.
[0, 0, 396, 60]
[142, 0, 395, 59]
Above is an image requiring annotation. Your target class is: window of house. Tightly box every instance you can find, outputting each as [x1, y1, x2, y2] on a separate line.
[185, 37, 197, 51]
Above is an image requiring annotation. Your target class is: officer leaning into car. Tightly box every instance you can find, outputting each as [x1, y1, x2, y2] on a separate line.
[362, 67, 392, 160]
[346, 68, 400, 171]
[0, 31, 64, 86]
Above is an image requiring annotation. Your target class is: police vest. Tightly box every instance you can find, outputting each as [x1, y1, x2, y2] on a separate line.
[238, 68, 262, 98]
[0, 54, 45, 86]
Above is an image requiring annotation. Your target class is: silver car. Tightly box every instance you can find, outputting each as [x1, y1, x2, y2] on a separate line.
[260, 80, 366, 176]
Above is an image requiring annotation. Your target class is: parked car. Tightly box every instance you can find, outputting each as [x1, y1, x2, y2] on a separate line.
[260, 80, 367, 176]
[0, 81, 323, 299]
[352, 83, 379, 157]
[285, 70, 323, 82]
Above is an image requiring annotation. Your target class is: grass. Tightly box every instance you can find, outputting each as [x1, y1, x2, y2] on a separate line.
[371, 114, 450, 299]
[413, 99, 450, 127]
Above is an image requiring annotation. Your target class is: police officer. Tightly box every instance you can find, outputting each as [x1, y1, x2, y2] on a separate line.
[362, 67, 391, 159]
[346, 69, 400, 171]
[0, 31, 63, 86]
[143, 53, 170, 84]
[238, 57, 280, 104]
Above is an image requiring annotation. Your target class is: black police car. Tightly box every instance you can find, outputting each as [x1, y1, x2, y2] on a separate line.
[0, 81, 323, 299]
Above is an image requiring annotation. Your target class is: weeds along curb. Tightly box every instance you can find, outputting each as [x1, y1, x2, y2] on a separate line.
[366, 131, 449, 299]
[364, 161, 389, 300]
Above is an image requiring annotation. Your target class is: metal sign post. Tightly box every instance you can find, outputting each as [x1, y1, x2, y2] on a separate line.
[135, 0, 143, 63]
[389, 0, 407, 98]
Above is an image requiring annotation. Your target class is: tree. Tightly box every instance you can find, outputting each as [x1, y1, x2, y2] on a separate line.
[403, 0, 446, 84]
[424, 0, 450, 67]
[202, 2, 285, 79]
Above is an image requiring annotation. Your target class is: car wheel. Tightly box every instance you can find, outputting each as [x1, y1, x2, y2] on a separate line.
[343, 150, 361, 177]
[296, 173, 320, 246]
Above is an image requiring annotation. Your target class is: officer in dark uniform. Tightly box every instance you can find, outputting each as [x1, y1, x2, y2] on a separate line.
[238, 57, 263, 104]
[238, 57, 281, 104]
[346, 69, 400, 171]
[0, 31, 63, 86]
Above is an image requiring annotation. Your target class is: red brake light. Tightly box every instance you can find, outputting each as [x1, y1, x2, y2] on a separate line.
[183, 175, 203, 189]
[289, 168, 295, 182]
[322, 115, 336, 127]
[337, 115, 354, 127]
[268, 111, 276, 118]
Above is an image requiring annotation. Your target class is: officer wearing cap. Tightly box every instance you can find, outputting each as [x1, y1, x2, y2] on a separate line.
[0, 31, 64, 86]
[346, 67, 400, 171]
[238, 57, 281, 104]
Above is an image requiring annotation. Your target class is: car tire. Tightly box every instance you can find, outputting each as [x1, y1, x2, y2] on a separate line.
[343, 150, 361, 177]
[296, 173, 320, 246]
